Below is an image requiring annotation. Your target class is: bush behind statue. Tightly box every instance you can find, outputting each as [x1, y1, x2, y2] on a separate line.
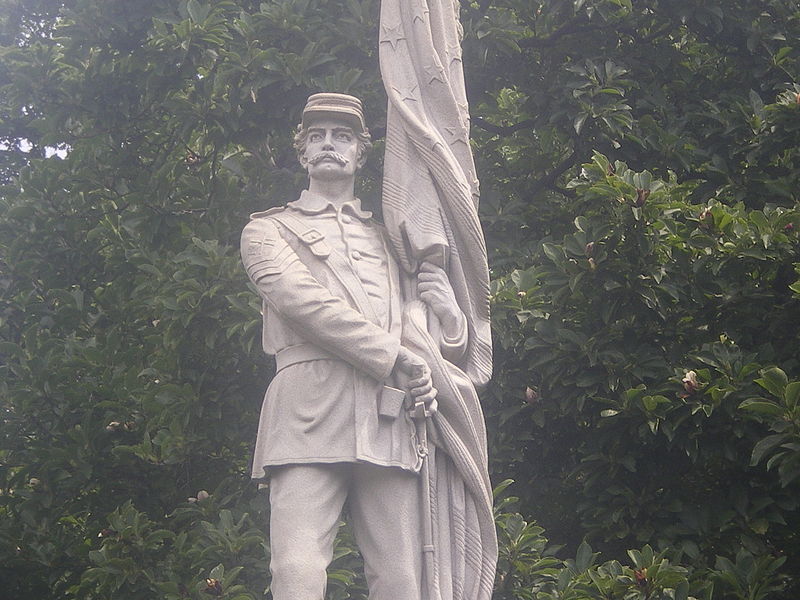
[1, 0, 799, 597]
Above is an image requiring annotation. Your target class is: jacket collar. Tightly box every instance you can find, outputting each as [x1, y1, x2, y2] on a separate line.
[287, 190, 373, 220]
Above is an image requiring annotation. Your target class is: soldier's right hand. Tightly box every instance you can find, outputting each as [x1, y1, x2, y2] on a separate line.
[395, 347, 438, 414]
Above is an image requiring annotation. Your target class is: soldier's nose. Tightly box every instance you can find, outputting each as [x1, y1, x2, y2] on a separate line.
[317, 131, 330, 146]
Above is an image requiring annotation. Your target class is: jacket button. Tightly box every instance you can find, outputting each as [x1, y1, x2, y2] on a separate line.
[351, 250, 362, 260]
[341, 214, 353, 224]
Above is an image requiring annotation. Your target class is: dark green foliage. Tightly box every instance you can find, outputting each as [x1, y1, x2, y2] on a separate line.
[1, 0, 799, 598]
[473, 0, 800, 596]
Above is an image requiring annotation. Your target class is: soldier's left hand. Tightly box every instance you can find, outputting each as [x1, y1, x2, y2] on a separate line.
[418, 262, 462, 338]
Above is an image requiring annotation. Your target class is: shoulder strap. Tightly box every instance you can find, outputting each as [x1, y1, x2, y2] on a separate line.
[267, 211, 330, 258]
[267, 211, 381, 327]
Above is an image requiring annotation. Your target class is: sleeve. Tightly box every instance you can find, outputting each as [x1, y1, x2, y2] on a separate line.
[439, 310, 468, 364]
[241, 218, 400, 381]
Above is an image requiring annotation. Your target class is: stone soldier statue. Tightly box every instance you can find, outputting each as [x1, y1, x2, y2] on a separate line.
[240, 93, 470, 600]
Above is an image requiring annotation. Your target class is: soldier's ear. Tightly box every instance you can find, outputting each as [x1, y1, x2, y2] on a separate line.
[355, 145, 368, 169]
[294, 125, 309, 168]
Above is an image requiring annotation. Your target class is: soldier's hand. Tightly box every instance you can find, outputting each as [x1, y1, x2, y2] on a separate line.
[395, 347, 438, 414]
[418, 262, 463, 339]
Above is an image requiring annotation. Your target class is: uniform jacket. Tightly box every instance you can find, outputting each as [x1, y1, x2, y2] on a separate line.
[240, 191, 423, 478]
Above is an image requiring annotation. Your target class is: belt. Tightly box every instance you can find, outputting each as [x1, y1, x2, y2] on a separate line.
[275, 344, 338, 372]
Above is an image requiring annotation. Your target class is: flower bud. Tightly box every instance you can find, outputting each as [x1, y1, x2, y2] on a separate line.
[698, 208, 714, 230]
[682, 370, 701, 394]
[204, 578, 223, 596]
[525, 387, 539, 404]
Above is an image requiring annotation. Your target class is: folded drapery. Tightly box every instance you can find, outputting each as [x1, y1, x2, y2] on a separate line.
[379, 1, 497, 595]
[379, 0, 492, 389]
[401, 301, 497, 600]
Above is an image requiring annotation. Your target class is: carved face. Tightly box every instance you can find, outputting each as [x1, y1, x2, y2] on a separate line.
[301, 118, 364, 182]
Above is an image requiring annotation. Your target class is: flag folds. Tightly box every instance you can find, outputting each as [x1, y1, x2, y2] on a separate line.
[379, 2, 497, 599]
[379, 0, 492, 388]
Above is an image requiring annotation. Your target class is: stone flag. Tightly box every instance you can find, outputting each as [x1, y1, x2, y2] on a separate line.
[379, 1, 497, 599]
[379, 0, 492, 389]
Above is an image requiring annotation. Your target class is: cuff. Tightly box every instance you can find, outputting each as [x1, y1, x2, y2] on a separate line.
[440, 311, 468, 360]
[371, 334, 402, 382]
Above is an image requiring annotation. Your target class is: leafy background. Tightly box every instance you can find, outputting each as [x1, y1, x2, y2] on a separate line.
[1, 0, 799, 598]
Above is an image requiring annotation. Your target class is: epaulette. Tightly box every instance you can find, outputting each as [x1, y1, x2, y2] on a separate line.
[249, 205, 286, 220]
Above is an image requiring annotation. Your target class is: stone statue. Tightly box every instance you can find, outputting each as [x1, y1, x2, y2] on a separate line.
[241, 3, 497, 600]
[242, 93, 469, 599]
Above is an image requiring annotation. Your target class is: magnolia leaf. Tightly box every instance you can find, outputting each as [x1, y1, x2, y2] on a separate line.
[784, 381, 800, 409]
[575, 541, 594, 572]
[738, 399, 783, 417]
[750, 434, 788, 466]
[755, 367, 788, 398]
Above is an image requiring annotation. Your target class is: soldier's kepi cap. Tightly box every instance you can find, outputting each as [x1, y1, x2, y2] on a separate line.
[301, 93, 366, 133]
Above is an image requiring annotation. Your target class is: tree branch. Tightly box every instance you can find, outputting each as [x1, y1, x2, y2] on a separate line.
[530, 149, 579, 198]
[471, 116, 537, 136]
[519, 19, 599, 48]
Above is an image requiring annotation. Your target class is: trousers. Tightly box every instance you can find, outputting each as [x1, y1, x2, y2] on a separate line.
[269, 462, 422, 600]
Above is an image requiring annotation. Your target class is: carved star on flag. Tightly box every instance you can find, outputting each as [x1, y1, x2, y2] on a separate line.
[444, 125, 469, 147]
[392, 85, 418, 103]
[380, 23, 406, 51]
[424, 65, 447, 85]
[410, 0, 430, 23]
[447, 42, 463, 65]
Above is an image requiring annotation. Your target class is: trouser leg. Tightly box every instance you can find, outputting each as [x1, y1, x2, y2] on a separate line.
[349, 463, 422, 600]
[268, 463, 350, 600]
